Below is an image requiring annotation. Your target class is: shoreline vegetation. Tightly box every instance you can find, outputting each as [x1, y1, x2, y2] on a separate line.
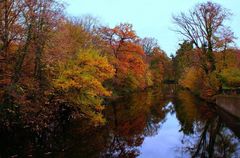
[0, 1, 239, 135]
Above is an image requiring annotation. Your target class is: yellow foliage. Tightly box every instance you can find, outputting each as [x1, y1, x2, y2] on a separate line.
[179, 67, 220, 98]
[179, 67, 204, 94]
[53, 48, 115, 125]
[215, 50, 240, 72]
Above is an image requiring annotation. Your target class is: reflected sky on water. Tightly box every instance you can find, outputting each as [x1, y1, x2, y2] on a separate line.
[0, 87, 239, 158]
[139, 103, 189, 158]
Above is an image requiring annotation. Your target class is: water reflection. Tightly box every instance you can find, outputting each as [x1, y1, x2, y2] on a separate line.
[101, 91, 169, 158]
[0, 88, 239, 158]
[174, 91, 240, 158]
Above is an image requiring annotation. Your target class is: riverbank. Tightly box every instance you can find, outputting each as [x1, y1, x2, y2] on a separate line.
[215, 95, 240, 118]
[177, 87, 240, 118]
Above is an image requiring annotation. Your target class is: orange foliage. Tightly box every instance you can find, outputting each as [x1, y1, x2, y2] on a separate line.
[147, 48, 170, 85]
[100, 23, 148, 92]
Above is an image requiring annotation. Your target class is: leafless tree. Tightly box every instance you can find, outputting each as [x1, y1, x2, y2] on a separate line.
[11, 0, 63, 85]
[140, 37, 159, 55]
[80, 15, 100, 33]
[172, 1, 234, 72]
[0, 0, 23, 57]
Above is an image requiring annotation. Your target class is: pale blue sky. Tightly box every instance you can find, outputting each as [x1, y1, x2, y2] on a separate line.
[63, 0, 240, 56]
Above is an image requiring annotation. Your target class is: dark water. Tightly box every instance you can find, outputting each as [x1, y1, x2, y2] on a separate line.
[0, 87, 240, 158]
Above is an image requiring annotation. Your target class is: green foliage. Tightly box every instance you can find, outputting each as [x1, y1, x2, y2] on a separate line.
[176, 41, 194, 55]
[220, 68, 240, 88]
[53, 48, 115, 125]
[215, 49, 240, 72]
[172, 41, 194, 81]
[122, 73, 140, 93]
[207, 72, 221, 92]
[145, 70, 153, 87]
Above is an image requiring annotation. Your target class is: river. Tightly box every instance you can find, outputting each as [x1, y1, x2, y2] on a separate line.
[0, 87, 240, 158]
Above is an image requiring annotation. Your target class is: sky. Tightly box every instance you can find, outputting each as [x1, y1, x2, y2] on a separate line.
[63, 0, 240, 56]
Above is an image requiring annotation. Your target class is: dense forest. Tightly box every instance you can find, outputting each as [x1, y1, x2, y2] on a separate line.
[0, 0, 239, 134]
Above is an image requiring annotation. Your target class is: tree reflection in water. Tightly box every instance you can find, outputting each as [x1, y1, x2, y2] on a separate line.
[101, 90, 170, 158]
[175, 90, 240, 158]
[0, 87, 239, 157]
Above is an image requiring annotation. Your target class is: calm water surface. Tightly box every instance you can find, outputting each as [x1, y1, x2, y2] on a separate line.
[0, 87, 240, 158]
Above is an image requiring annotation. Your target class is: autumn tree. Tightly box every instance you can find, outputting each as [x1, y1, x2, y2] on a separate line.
[172, 41, 194, 81]
[31, 0, 63, 85]
[0, 0, 24, 99]
[47, 20, 91, 62]
[147, 47, 171, 86]
[173, 1, 233, 73]
[0, 0, 23, 56]
[140, 37, 173, 85]
[11, 0, 63, 89]
[99, 23, 150, 93]
[215, 49, 240, 89]
[100, 23, 144, 57]
[53, 48, 115, 125]
[220, 68, 240, 88]
[0, 0, 65, 132]
[173, 40, 224, 97]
